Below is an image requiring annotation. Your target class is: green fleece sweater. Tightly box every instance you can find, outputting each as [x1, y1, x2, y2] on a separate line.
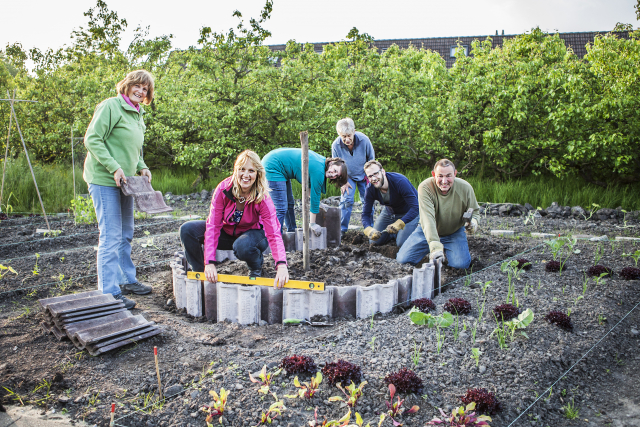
[418, 177, 480, 250]
[83, 96, 148, 187]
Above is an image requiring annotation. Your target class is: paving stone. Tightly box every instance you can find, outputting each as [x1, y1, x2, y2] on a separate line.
[203, 281, 217, 321]
[356, 281, 398, 319]
[283, 288, 334, 321]
[180, 215, 201, 220]
[295, 227, 327, 250]
[490, 230, 515, 236]
[185, 278, 203, 317]
[173, 271, 187, 309]
[412, 263, 435, 300]
[261, 287, 283, 324]
[530, 232, 556, 238]
[590, 235, 609, 241]
[396, 276, 413, 307]
[572, 234, 595, 239]
[330, 286, 357, 318]
[615, 236, 640, 241]
[216, 283, 261, 325]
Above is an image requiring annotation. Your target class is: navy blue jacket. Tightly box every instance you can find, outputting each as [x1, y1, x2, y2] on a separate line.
[362, 172, 419, 228]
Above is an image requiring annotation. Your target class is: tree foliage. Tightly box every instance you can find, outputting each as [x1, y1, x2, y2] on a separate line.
[1, 1, 640, 185]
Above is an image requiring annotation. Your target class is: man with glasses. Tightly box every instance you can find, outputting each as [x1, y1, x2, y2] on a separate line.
[397, 159, 479, 268]
[361, 160, 420, 249]
[331, 118, 375, 236]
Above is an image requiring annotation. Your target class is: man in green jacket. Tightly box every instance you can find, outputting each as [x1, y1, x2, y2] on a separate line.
[396, 159, 479, 268]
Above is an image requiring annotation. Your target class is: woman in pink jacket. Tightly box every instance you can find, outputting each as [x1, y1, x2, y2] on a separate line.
[179, 150, 289, 288]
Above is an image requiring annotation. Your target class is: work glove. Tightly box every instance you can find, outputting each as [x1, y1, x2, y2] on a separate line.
[309, 222, 323, 237]
[385, 219, 405, 234]
[363, 226, 381, 241]
[465, 218, 478, 235]
[429, 241, 446, 264]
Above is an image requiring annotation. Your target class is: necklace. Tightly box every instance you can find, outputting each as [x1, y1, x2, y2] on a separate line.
[238, 196, 246, 203]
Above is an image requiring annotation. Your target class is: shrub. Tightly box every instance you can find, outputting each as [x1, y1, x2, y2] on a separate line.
[444, 298, 472, 315]
[516, 259, 532, 270]
[492, 304, 520, 321]
[321, 360, 362, 386]
[460, 388, 502, 415]
[545, 311, 573, 331]
[280, 355, 317, 377]
[384, 368, 424, 394]
[620, 267, 640, 280]
[545, 261, 564, 272]
[413, 298, 436, 313]
[587, 265, 613, 277]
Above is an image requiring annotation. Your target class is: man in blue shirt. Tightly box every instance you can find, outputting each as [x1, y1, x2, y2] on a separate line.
[331, 118, 375, 235]
[361, 160, 420, 249]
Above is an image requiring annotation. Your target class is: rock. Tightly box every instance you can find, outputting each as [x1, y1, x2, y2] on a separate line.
[191, 412, 198, 418]
[178, 346, 184, 352]
[167, 299, 174, 306]
[213, 373, 223, 380]
[479, 365, 486, 374]
[166, 385, 184, 396]
[631, 328, 639, 336]
[590, 235, 608, 242]
[200, 190, 210, 200]
[537, 208, 548, 217]
[571, 206, 586, 217]
[235, 383, 244, 390]
[524, 203, 534, 211]
[191, 390, 200, 399]
[259, 320, 268, 326]
[498, 204, 512, 216]
[58, 396, 70, 404]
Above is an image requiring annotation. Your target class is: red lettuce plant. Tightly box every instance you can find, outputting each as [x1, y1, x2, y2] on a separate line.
[444, 298, 471, 315]
[492, 304, 520, 321]
[322, 360, 362, 386]
[545, 311, 573, 331]
[412, 298, 436, 313]
[280, 355, 317, 376]
[460, 388, 501, 415]
[516, 259, 532, 270]
[427, 403, 492, 426]
[384, 368, 423, 394]
[620, 267, 640, 280]
[545, 261, 564, 272]
[587, 265, 613, 277]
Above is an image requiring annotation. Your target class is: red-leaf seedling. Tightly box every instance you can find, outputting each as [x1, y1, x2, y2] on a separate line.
[255, 393, 284, 426]
[250, 365, 282, 395]
[202, 388, 229, 426]
[285, 372, 322, 400]
[308, 407, 352, 427]
[427, 402, 492, 426]
[385, 384, 419, 426]
[329, 381, 367, 408]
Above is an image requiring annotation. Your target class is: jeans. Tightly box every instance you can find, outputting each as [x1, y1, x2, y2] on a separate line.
[179, 220, 269, 273]
[340, 178, 367, 233]
[396, 225, 471, 268]
[370, 208, 419, 248]
[89, 184, 136, 297]
[268, 180, 296, 232]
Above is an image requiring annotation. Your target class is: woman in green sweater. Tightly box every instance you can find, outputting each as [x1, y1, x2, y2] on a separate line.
[83, 70, 155, 309]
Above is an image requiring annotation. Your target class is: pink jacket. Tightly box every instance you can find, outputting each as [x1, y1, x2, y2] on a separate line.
[204, 177, 287, 265]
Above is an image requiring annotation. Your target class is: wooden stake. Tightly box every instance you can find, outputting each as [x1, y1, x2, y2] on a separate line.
[154, 346, 163, 400]
[109, 403, 115, 426]
[300, 131, 310, 271]
[1, 90, 15, 208]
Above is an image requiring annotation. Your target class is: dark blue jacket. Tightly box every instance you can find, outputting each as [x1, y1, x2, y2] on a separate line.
[362, 172, 419, 228]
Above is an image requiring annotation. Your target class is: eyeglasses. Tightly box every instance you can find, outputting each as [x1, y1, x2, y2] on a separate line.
[366, 170, 382, 180]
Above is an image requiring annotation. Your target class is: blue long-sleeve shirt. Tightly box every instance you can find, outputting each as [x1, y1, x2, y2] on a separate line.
[262, 148, 327, 215]
[362, 172, 419, 228]
[331, 131, 375, 182]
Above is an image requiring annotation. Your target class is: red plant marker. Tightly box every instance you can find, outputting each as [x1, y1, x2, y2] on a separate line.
[154, 346, 163, 400]
[110, 403, 115, 426]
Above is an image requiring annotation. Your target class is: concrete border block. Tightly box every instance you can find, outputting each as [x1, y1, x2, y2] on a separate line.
[531, 232, 556, 238]
[261, 287, 284, 325]
[174, 272, 187, 309]
[283, 232, 297, 252]
[185, 278, 203, 317]
[295, 227, 327, 250]
[434, 259, 442, 296]
[283, 288, 334, 321]
[316, 204, 341, 248]
[216, 283, 261, 325]
[330, 286, 357, 319]
[203, 281, 217, 321]
[615, 236, 640, 241]
[411, 263, 434, 300]
[396, 276, 413, 307]
[490, 230, 515, 237]
[356, 282, 398, 319]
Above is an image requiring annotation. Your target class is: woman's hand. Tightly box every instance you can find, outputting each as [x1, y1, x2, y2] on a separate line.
[274, 264, 289, 289]
[340, 182, 352, 195]
[140, 168, 152, 182]
[114, 168, 126, 187]
[205, 264, 218, 283]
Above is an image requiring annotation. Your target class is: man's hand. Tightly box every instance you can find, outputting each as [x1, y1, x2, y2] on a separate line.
[274, 264, 289, 289]
[385, 219, 405, 234]
[363, 226, 381, 241]
[114, 168, 126, 187]
[340, 182, 352, 195]
[465, 218, 478, 235]
[429, 241, 446, 263]
[205, 264, 218, 283]
[310, 223, 323, 237]
[140, 168, 152, 182]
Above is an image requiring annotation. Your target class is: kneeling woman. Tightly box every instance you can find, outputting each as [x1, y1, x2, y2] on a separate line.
[179, 150, 289, 288]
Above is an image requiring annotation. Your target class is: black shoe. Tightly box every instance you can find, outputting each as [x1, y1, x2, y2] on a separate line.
[120, 281, 152, 295]
[249, 269, 262, 278]
[115, 294, 137, 310]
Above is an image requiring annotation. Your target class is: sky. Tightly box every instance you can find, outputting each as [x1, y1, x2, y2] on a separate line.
[1, 0, 637, 54]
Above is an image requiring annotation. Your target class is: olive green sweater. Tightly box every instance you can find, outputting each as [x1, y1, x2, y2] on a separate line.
[418, 177, 480, 250]
[83, 96, 148, 187]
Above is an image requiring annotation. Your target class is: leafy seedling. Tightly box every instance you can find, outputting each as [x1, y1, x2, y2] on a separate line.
[427, 402, 492, 426]
[0, 264, 17, 279]
[562, 399, 579, 420]
[412, 341, 422, 367]
[471, 348, 481, 367]
[408, 308, 454, 328]
[622, 250, 640, 267]
[385, 384, 419, 426]
[250, 365, 282, 394]
[284, 372, 322, 399]
[255, 394, 284, 426]
[329, 380, 367, 408]
[140, 230, 160, 250]
[308, 408, 352, 427]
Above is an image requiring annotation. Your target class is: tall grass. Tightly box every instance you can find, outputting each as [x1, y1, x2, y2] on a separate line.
[1, 156, 639, 214]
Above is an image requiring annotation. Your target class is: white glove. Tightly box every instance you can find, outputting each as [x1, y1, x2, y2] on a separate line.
[310, 223, 323, 237]
[466, 218, 478, 235]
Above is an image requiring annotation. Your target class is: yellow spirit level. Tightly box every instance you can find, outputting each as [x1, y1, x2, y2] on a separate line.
[186, 272, 324, 291]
